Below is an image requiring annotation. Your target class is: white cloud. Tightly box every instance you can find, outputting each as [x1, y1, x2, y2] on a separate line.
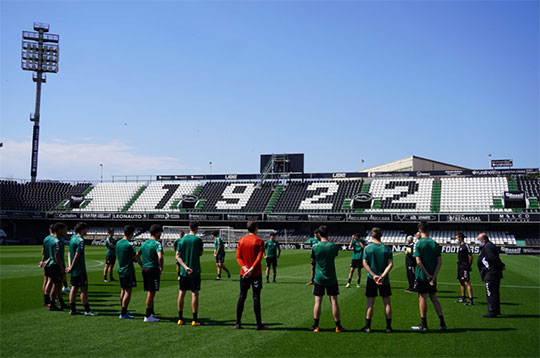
[0, 139, 184, 181]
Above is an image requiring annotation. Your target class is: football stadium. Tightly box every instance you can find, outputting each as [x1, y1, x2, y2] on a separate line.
[1, 1, 539, 358]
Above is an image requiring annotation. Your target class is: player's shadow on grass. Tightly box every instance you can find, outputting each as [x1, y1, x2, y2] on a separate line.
[475, 302, 521, 306]
[496, 314, 540, 319]
[390, 327, 517, 334]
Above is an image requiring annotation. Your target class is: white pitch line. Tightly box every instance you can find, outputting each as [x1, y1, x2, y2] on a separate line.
[86, 260, 104, 268]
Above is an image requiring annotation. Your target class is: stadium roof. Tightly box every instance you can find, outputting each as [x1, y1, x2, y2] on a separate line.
[360, 155, 469, 173]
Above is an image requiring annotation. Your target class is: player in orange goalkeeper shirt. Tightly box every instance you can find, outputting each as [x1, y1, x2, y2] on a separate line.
[234, 221, 268, 330]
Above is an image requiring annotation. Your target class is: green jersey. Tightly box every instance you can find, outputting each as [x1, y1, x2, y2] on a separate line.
[264, 240, 280, 258]
[105, 237, 116, 256]
[42, 235, 54, 261]
[311, 241, 339, 286]
[46, 237, 60, 267]
[57, 236, 66, 266]
[413, 237, 441, 281]
[116, 239, 136, 278]
[69, 234, 86, 276]
[351, 239, 365, 260]
[214, 237, 225, 256]
[174, 237, 184, 252]
[177, 234, 203, 277]
[305, 237, 320, 246]
[362, 243, 393, 285]
[138, 239, 163, 269]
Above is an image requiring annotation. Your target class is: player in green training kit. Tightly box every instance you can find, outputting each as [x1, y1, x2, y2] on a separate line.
[46, 222, 69, 311]
[67, 222, 97, 316]
[137, 224, 164, 322]
[103, 228, 117, 282]
[346, 233, 366, 288]
[310, 226, 345, 333]
[213, 230, 231, 280]
[39, 224, 55, 306]
[264, 232, 281, 283]
[361, 228, 393, 333]
[116, 225, 142, 319]
[411, 222, 446, 331]
[174, 231, 185, 280]
[176, 221, 204, 326]
[305, 228, 320, 285]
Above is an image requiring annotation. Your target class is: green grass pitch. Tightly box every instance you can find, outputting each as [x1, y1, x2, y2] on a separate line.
[1, 246, 539, 357]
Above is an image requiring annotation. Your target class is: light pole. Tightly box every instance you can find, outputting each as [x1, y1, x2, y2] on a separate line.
[21, 22, 59, 182]
[209, 161, 213, 175]
[100, 164, 103, 182]
[488, 154, 492, 169]
[361, 159, 365, 170]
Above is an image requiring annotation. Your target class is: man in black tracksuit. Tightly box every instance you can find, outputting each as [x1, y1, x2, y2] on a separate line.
[405, 235, 417, 292]
[477, 233, 505, 318]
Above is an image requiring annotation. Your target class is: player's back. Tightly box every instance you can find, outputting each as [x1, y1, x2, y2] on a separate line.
[139, 239, 161, 268]
[116, 239, 135, 276]
[414, 237, 440, 276]
[178, 234, 203, 277]
[312, 241, 338, 286]
[237, 234, 264, 275]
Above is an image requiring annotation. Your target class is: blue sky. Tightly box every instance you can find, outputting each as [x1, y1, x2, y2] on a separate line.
[1, 0, 538, 181]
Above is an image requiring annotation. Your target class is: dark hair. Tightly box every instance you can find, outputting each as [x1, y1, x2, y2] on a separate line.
[372, 227, 382, 240]
[124, 225, 136, 237]
[417, 221, 429, 234]
[189, 221, 200, 231]
[270, 232, 276, 237]
[318, 225, 328, 238]
[211, 230, 219, 237]
[107, 227, 115, 235]
[354, 232, 362, 239]
[49, 224, 55, 233]
[247, 221, 258, 233]
[149, 224, 163, 236]
[74, 222, 89, 234]
[314, 228, 320, 235]
[456, 232, 465, 240]
[53, 222, 67, 233]
[179, 231, 185, 237]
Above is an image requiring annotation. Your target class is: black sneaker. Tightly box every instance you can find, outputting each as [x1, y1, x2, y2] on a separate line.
[483, 314, 497, 318]
[440, 324, 447, 331]
[465, 300, 474, 306]
[359, 326, 371, 333]
[49, 306, 62, 311]
[386, 328, 393, 333]
[227, 271, 231, 279]
[233, 324, 243, 329]
[256, 325, 269, 331]
[456, 297, 465, 303]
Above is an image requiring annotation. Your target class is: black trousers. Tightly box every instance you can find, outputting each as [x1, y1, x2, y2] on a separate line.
[406, 265, 416, 289]
[485, 279, 501, 315]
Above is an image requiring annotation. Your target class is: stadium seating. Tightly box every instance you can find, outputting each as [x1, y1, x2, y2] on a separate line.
[365, 178, 433, 212]
[73, 182, 143, 212]
[128, 181, 199, 212]
[193, 181, 274, 212]
[0, 180, 91, 211]
[273, 180, 364, 212]
[516, 178, 540, 211]
[439, 177, 510, 212]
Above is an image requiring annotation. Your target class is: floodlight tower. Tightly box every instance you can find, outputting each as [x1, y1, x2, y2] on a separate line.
[21, 22, 59, 182]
